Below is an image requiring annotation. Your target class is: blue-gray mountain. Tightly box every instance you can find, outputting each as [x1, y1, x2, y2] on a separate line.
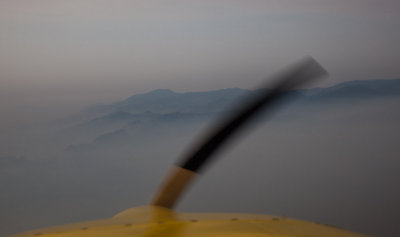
[66, 79, 400, 153]
[85, 78, 400, 123]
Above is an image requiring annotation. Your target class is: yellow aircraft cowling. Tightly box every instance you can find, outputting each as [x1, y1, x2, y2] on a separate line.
[11, 206, 367, 237]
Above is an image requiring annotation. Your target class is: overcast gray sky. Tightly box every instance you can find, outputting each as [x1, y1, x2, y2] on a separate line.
[0, 0, 399, 120]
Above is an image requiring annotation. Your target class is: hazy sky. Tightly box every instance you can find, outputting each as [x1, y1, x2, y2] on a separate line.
[0, 0, 399, 115]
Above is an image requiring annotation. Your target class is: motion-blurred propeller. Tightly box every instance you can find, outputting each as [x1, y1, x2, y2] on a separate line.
[151, 57, 328, 209]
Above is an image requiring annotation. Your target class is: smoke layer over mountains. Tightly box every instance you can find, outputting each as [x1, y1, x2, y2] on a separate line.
[1, 79, 400, 237]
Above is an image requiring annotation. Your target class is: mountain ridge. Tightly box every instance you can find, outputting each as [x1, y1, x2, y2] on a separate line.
[85, 78, 400, 118]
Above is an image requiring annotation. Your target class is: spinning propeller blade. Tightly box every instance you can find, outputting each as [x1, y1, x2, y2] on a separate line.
[151, 57, 328, 209]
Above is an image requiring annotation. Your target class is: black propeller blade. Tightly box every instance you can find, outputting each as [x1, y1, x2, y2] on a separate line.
[151, 57, 328, 209]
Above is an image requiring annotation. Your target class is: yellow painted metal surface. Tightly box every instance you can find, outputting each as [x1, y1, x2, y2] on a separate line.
[11, 206, 367, 237]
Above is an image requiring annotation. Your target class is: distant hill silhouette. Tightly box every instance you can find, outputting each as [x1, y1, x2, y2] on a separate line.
[85, 79, 400, 121]
[304, 79, 400, 101]
[64, 78, 400, 157]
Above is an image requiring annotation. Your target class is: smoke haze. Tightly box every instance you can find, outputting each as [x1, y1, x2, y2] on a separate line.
[1, 82, 400, 237]
[1, 1, 400, 237]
